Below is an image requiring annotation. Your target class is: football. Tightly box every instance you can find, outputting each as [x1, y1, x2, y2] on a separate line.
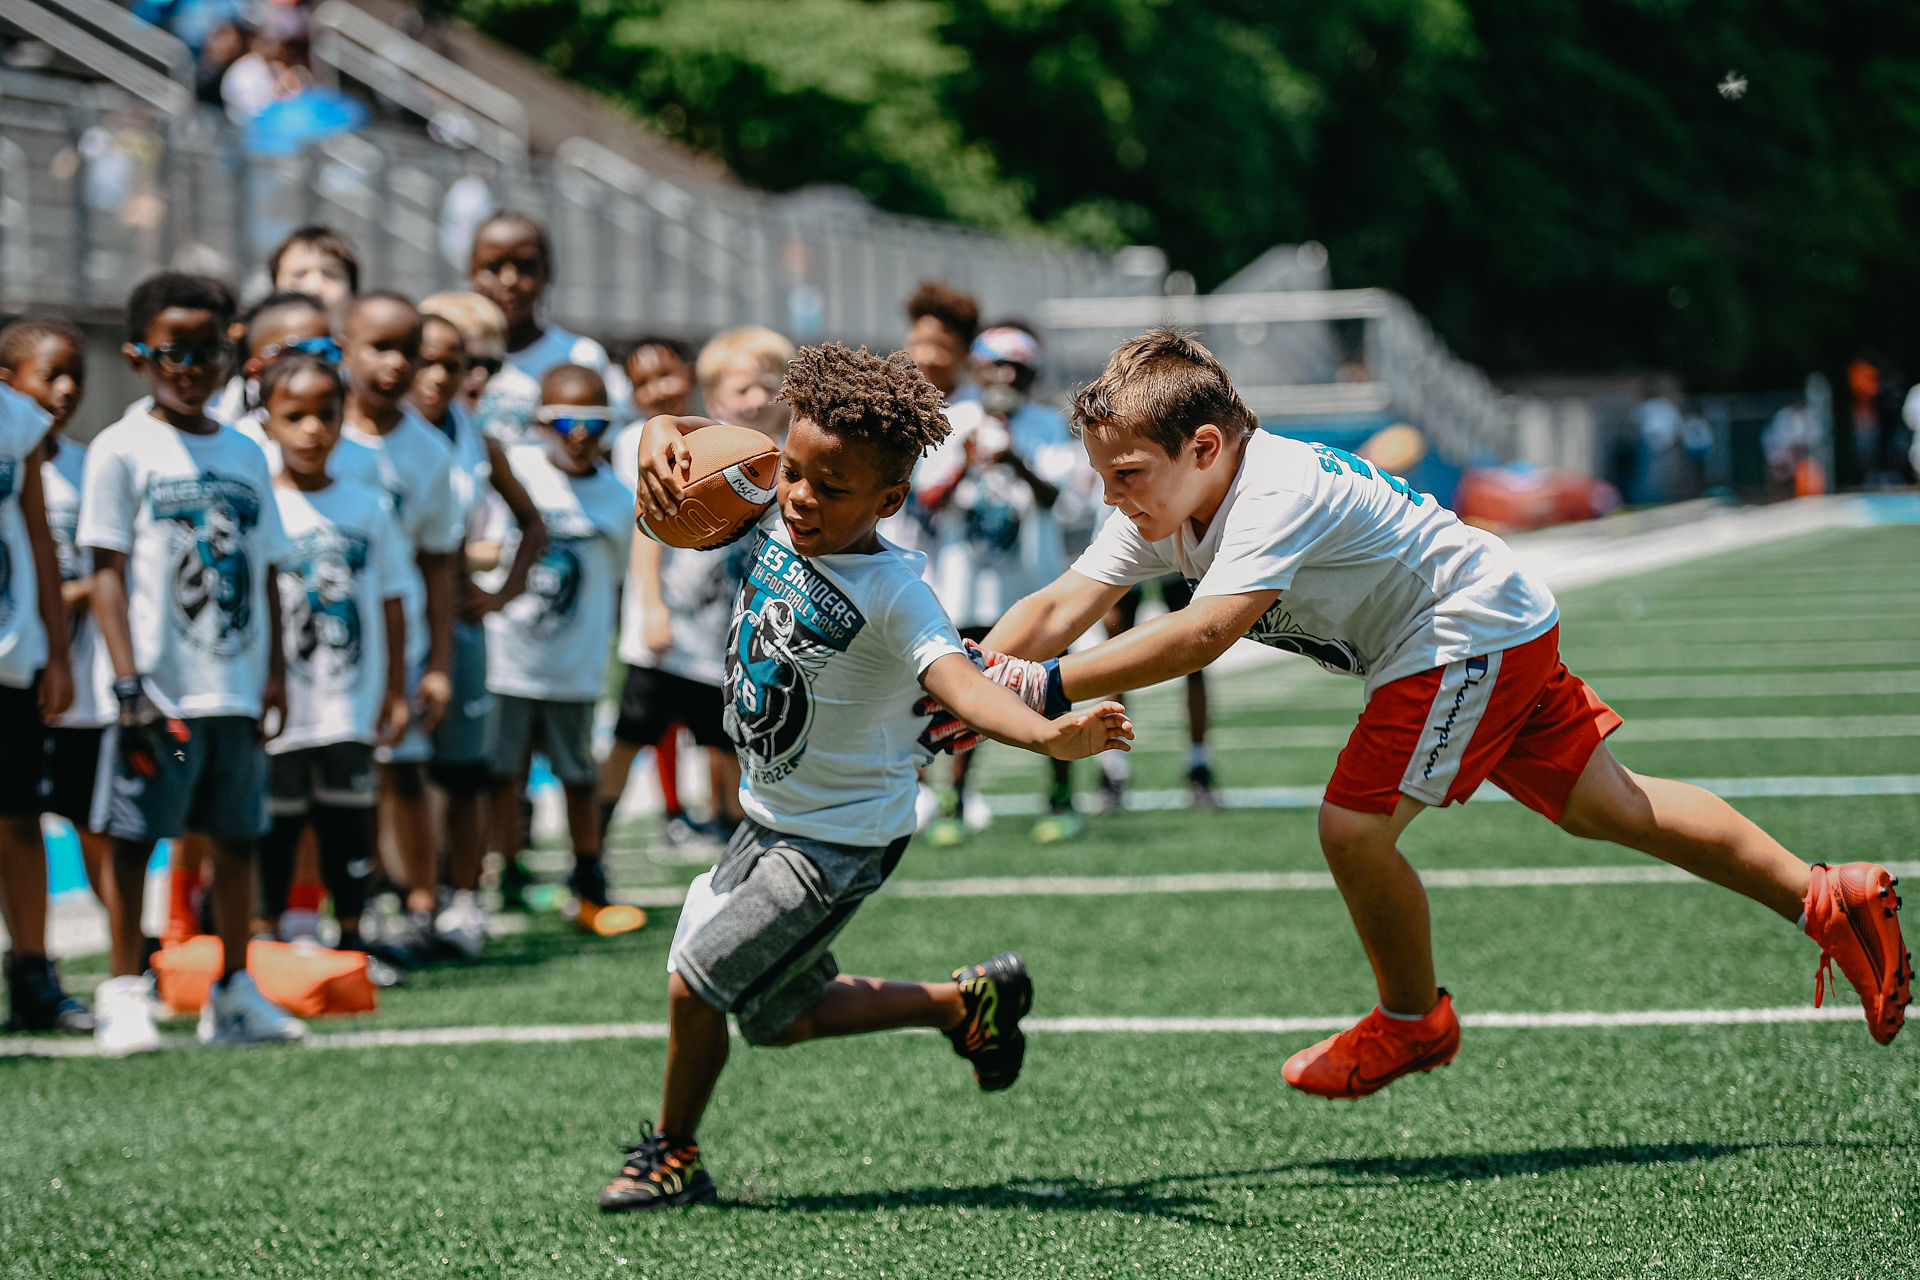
[634, 424, 781, 550]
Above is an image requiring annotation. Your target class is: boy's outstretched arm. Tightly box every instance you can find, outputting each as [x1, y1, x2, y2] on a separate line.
[1054, 589, 1280, 702]
[920, 653, 1132, 760]
[981, 571, 1130, 660]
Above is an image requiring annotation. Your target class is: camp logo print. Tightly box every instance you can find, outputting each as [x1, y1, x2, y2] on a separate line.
[153, 471, 262, 657]
[723, 532, 864, 785]
[280, 527, 369, 684]
[1242, 592, 1365, 676]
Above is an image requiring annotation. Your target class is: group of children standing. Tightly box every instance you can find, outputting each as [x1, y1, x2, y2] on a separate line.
[0, 213, 808, 1056]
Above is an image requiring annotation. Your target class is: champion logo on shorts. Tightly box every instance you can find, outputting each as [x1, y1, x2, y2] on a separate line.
[1422, 654, 1492, 782]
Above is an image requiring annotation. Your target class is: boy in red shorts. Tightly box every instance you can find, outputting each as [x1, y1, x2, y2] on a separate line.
[960, 328, 1910, 1098]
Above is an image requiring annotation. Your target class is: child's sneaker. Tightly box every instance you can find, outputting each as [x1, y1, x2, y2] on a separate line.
[948, 951, 1032, 1091]
[197, 971, 307, 1046]
[569, 858, 646, 936]
[1803, 862, 1910, 1045]
[435, 891, 488, 960]
[94, 975, 162, 1058]
[4, 953, 94, 1033]
[652, 814, 721, 865]
[1030, 812, 1084, 844]
[1096, 773, 1126, 815]
[1186, 762, 1223, 811]
[598, 1128, 716, 1211]
[498, 859, 536, 913]
[1282, 991, 1460, 1099]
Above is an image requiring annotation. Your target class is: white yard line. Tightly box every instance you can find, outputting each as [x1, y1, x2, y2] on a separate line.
[1113, 714, 1920, 753]
[0, 1005, 1866, 1058]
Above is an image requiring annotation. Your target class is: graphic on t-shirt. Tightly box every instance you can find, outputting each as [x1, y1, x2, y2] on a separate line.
[961, 468, 1024, 554]
[153, 471, 263, 656]
[1242, 594, 1364, 676]
[524, 539, 583, 639]
[724, 534, 864, 785]
[1312, 443, 1425, 505]
[281, 529, 369, 682]
[0, 457, 14, 633]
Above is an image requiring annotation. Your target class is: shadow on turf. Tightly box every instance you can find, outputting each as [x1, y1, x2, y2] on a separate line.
[725, 1142, 1887, 1220]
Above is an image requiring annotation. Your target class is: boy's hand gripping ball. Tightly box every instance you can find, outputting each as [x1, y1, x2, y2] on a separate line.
[636, 424, 780, 550]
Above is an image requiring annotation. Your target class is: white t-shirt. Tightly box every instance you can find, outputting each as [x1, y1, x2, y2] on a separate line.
[611, 422, 742, 686]
[271, 480, 413, 753]
[332, 411, 463, 667]
[484, 445, 633, 702]
[40, 437, 110, 725]
[726, 525, 965, 847]
[1072, 432, 1560, 695]
[476, 326, 630, 446]
[918, 401, 1064, 630]
[0, 386, 51, 690]
[77, 406, 291, 718]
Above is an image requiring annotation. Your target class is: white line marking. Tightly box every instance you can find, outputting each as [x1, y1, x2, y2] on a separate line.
[608, 860, 1920, 910]
[0, 1006, 1866, 1057]
[1570, 641, 1918, 670]
[1109, 716, 1920, 754]
[966, 773, 1920, 817]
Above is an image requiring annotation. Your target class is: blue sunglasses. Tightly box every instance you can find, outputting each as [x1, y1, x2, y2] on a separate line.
[536, 405, 614, 439]
[131, 340, 230, 372]
[256, 335, 342, 366]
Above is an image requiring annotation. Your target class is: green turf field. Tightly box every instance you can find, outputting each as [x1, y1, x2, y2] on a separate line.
[4, 524, 1918, 1277]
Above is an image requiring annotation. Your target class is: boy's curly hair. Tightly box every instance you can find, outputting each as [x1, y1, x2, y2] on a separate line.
[778, 343, 950, 485]
[905, 280, 980, 345]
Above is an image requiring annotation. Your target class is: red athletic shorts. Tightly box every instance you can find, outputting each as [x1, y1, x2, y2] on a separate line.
[1323, 626, 1622, 822]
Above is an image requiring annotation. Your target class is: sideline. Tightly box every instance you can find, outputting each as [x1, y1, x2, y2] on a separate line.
[0, 1005, 1865, 1059]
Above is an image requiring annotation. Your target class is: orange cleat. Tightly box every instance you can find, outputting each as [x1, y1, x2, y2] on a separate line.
[1803, 862, 1911, 1045]
[577, 902, 648, 937]
[1283, 990, 1461, 1099]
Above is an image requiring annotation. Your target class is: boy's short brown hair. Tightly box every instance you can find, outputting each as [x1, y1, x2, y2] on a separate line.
[695, 326, 795, 391]
[269, 225, 361, 294]
[1071, 328, 1258, 457]
[778, 343, 950, 485]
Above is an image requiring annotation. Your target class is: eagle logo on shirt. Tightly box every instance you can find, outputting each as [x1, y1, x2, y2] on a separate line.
[153, 472, 263, 657]
[1243, 596, 1365, 676]
[523, 539, 584, 639]
[722, 533, 863, 786]
[280, 531, 368, 683]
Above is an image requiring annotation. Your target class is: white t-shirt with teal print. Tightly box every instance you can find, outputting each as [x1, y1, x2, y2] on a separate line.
[40, 437, 110, 725]
[77, 406, 291, 718]
[727, 524, 966, 847]
[1071, 430, 1559, 696]
[333, 410, 463, 668]
[0, 384, 51, 690]
[271, 479, 413, 753]
[483, 445, 633, 703]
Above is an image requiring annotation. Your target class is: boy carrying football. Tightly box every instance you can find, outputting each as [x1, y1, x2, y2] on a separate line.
[606, 342, 1133, 1209]
[954, 328, 1909, 1099]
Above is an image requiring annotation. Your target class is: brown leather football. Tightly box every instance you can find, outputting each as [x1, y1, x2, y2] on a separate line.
[634, 423, 781, 550]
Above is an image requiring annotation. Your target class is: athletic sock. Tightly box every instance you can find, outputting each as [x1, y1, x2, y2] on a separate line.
[1101, 753, 1131, 785]
[654, 733, 681, 816]
[597, 798, 618, 848]
[1379, 1005, 1428, 1022]
[1187, 743, 1211, 772]
[312, 804, 375, 925]
[257, 814, 306, 921]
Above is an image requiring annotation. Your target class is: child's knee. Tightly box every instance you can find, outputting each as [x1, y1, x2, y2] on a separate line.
[1317, 803, 1388, 862]
[383, 761, 428, 799]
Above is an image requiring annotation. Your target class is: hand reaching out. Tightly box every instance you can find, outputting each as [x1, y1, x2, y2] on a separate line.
[1043, 701, 1133, 761]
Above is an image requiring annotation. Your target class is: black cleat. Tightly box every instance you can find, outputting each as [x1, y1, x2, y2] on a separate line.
[948, 951, 1033, 1092]
[4, 952, 94, 1034]
[1187, 763, 1223, 811]
[599, 1128, 716, 1211]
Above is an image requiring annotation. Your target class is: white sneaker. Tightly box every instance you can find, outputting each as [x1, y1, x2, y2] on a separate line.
[197, 971, 307, 1046]
[94, 975, 162, 1058]
[961, 788, 994, 833]
[278, 908, 322, 946]
[434, 891, 487, 960]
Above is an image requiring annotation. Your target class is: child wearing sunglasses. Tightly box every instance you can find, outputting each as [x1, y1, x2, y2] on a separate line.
[82, 272, 305, 1055]
[482, 364, 639, 934]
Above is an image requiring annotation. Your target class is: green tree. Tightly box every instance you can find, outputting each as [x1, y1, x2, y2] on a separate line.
[439, 0, 1920, 386]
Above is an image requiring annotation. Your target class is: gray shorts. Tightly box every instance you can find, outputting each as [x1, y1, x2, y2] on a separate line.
[671, 818, 910, 1045]
[92, 715, 271, 842]
[376, 658, 433, 766]
[432, 622, 492, 768]
[268, 742, 379, 814]
[489, 694, 596, 786]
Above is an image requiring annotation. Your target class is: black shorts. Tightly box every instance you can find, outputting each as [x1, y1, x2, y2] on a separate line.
[614, 665, 729, 750]
[42, 726, 107, 827]
[0, 680, 40, 816]
[957, 625, 993, 645]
